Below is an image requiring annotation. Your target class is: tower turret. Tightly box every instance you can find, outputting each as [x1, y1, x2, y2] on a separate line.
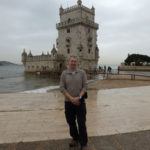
[77, 0, 82, 6]
[51, 44, 57, 56]
[28, 51, 32, 57]
[91, 6, 95, 14]
[59, 5, 64, 15]
[22, 49, 27, 65]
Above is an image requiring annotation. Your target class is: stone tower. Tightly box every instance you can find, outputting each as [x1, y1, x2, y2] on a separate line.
[21, 0, 99, 73]
[56, 0, 99, 70]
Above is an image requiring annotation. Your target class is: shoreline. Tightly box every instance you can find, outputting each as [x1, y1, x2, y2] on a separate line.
[88, 79, 150, 90]
[1, 73, 150, 94]
[47, 79, 150, 93]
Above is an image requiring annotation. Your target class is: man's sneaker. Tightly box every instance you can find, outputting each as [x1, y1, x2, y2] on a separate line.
[81, 146, 89, 150]
[69, 139, 79, 147]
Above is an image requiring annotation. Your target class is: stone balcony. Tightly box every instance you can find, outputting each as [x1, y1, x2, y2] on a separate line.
[56, 17, 99, 30]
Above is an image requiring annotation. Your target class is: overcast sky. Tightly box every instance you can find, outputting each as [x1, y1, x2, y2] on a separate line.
[0, 0, 150, 65]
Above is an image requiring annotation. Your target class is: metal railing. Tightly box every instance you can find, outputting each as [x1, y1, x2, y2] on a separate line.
[106, 72, 150, 81]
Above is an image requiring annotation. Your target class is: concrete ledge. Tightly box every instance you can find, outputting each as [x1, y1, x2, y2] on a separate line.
[120, 66, 150, 71]
[107, 74, 150, 81]
[1, 130, 150, 150]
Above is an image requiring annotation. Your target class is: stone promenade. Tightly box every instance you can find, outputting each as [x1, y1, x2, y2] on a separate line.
[0, 86, 150, 150]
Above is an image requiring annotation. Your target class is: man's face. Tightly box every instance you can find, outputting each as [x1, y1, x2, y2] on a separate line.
[69, 57, 78, 70]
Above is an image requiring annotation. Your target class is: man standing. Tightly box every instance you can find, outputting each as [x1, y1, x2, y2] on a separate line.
[60, 56, 88, 150]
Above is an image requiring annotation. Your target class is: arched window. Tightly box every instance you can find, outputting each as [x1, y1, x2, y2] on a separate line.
[79, 48, 82, 52]
[66, 38, 70, 43]
[88, 37, 92, 42]
[68, 18, 71, 23]
[67, 49, 70, 54]
[67, 28, 70, 33]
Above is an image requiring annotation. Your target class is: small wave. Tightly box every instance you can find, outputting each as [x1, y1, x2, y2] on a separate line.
[0, 75, 24, 80]
[20, 85, 59, 93]
[88, 77, 103, 83]
[20, 76, 103, 94]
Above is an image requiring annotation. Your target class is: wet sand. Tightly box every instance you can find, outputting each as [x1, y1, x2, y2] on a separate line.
[48, 78, 150, 93]
[88, 79, 150, 90]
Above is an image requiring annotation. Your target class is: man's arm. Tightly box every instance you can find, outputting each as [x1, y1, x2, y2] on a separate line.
[60, 71, 67, 94]
[60, 72, 72, 101]
[64, 92, 80, 105]
[80, 70, 88, 98]
[79, 90, 85, 98]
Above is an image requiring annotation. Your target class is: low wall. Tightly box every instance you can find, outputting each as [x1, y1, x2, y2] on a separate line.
[106, 74, 150, 81]
[1, 130, 150, 150]
[120, 66, 150, 71]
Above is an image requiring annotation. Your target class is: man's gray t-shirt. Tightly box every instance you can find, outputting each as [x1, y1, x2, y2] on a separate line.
[60, 69, 88, 102]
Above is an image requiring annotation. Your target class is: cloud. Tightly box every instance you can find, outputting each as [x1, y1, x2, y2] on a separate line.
[96, 0, 150, 64]
[0, 0, 150, 64]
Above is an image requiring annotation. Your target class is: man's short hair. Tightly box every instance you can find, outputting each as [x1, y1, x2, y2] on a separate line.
[69, 56, 78, 61]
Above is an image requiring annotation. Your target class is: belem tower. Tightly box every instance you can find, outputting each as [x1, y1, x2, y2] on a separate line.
[22, 0, 99, 73]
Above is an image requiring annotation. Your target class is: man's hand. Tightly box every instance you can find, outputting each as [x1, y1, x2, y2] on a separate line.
[70, 97, 80, 106]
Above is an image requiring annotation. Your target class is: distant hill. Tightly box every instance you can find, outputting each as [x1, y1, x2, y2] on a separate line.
[0, 61, 18, 66]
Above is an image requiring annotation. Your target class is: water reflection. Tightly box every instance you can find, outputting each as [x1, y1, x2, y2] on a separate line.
[22, 72, 60, 92]
[0, 65, 60, 93]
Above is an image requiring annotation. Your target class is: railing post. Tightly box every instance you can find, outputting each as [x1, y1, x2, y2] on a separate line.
[131, 74, 135, 80]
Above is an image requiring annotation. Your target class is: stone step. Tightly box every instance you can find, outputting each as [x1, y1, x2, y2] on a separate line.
[1, 130, 150, 150]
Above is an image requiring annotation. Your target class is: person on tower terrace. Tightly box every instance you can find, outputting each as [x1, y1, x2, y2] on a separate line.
[60, 56, 89, 150]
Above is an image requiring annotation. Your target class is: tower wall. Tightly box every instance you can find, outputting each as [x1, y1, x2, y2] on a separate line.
[57, 3, 99, 70]
[60, 8, 94, 22]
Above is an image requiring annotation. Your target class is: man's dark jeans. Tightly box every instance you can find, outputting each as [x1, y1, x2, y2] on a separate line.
[65, 100, 88, 146]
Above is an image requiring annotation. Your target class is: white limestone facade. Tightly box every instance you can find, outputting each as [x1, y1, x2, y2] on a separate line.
[22, 0, 99, 73]
[22, 46, 65, 72]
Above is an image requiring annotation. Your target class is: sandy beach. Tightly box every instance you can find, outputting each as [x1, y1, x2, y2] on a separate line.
[88, 79, 150, 90]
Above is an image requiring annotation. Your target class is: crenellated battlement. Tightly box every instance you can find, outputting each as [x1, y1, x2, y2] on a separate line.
[23, 53, 65, 62]
[60, 5, 95, 16]
[56, 17, 98, 30]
